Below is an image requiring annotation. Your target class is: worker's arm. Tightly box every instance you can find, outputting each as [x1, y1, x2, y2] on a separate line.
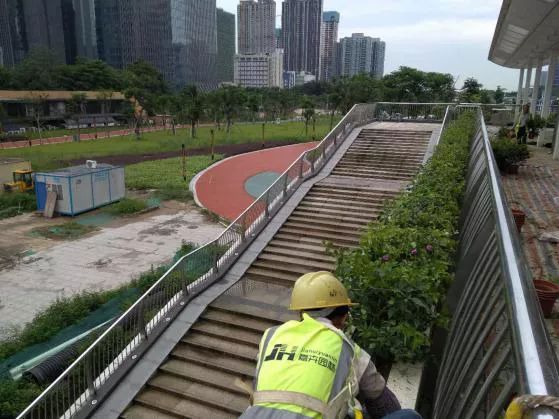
[357, 361, 401, 419]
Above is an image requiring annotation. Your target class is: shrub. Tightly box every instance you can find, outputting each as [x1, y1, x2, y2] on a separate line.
[491, 138, 530, 171]
[105, 197, 148, 215]
[333, 112, 475, 361]
[0, 192, 36, 215]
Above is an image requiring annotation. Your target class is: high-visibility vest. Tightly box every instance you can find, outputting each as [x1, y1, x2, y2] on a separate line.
[241, 314, 360, 419]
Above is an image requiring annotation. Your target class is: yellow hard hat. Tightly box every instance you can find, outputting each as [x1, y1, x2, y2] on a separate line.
[289, 271, 357, 311]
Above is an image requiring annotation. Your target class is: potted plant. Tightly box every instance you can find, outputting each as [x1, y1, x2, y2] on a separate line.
[534, 279, 559, 317]
[527, 114, 546, 139]
[491, 138, 530, 174]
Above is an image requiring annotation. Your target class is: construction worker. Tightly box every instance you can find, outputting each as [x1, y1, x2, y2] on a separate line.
[240, 271, 421, 419]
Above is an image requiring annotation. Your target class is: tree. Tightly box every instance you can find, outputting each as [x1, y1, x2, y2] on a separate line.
[97, 90, 114, 138]
[12, 48, 61, 90]
[301, 97, 316, 137]
[246, 93, 260, 122]
[179, 86, 204, 138]
[461, 77, 482, 103]
[67, 93, 88, 141]
[29, 92, 49, 143]
[495, 86, 505, 104]
[479, 89, 492, 104]
[0, 66, 13, 89]
[55, 59, 123, 91]
[218, 86, 246, 134]
[205, 90, 224, 130]
[123, 60, 169, 117]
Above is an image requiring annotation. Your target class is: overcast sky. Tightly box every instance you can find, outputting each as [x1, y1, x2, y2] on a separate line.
[216, 0, 521, 91]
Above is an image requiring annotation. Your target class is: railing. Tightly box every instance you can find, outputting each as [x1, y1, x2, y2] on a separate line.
[432, 106, 559, 418]
[17, 103, 377, 419]
[376, 102, 453, 122]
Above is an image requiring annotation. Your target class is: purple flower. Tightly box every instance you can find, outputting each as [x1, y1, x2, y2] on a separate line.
[410, 248, 418, 256]
[382, 254, 390, 262]
[426, 244, 434, 253]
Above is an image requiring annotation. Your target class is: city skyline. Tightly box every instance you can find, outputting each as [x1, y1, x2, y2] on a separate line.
[216, 0, 520, 90]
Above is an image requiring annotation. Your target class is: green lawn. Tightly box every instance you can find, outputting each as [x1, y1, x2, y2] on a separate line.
[125, 154, 223, 201]
[27, 126, 126, 140]
[0, 118, 336, 171]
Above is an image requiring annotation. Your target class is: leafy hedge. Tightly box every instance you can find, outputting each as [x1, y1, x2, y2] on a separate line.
[0, 192, 36, 220]
[333, 113, 476, 361]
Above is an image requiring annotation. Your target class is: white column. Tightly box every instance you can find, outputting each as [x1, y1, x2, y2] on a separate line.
[531, 60, 543, 115]
[523, 66, 533, 105]
[515, 68, 525, 121]
[553, 115, 559, 160]
[542, 55, 558, 118]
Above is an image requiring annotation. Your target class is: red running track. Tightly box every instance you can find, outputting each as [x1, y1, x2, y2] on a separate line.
[193, 142, 318, 221]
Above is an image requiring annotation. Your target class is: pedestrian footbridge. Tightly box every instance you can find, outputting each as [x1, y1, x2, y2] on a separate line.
[18, 104, 559, 419]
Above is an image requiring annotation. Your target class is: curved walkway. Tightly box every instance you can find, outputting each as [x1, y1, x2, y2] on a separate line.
[192, 142, 318, 221]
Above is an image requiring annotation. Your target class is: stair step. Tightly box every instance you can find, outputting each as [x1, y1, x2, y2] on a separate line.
[282, 220, 365, 238]
[182, 331, 258, 361]
[245, 266, 299, 284]
[290, 210, 373, 226]
[201, 308, 277, 333]
[251, 260, 319, 277]
[288, 215, 366, 231]
[161, 358, 253, 396]
[263, 246, 335, 263]
[171, 343, 255, 377]
[332, 166, 417, 176]
[191, 319, 261, 346]
[211, 295, 295, 323]
[121, 404, 178, 419]
[298, 199, 383, 212]
[134, 388, 237, 419]
[278, 227, 361, 244]
[292, 205, 378, 219]
[268, 238, 327, 253]
[257, 252, 335, 271]
[148, 372, 249, 414]
[273, 232, 358, 248]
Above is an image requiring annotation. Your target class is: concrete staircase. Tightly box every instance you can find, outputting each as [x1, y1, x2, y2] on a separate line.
[120, 125, 434, 419]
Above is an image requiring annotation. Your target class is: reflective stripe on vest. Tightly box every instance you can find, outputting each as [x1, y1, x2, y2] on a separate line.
[250, 314, 357, 418]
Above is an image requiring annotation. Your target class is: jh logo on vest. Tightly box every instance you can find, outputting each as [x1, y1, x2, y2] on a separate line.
[264, 344, 337, 372]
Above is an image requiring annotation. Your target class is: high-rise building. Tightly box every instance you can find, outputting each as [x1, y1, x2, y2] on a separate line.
[21, 0, 66, 63]
[319, 11, 339, 81]
[0, 0, 27, 67]
[72, 0, 98, 60]
[339, 33, 386, 79]
[234, 50, 283, 88]
[282, 0, 323, 77]
[237, 0, 276, 54]
[217, 8, 235, 83]
[275, 28, 282, 49]
[96, 0, 217, 89]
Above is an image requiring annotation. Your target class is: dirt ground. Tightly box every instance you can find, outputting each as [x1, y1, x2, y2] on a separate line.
[0, 197, 214, 271]
[67, 140, 304, 167]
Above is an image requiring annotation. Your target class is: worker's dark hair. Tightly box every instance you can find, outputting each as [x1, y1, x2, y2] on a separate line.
[327, 305, 350, 321]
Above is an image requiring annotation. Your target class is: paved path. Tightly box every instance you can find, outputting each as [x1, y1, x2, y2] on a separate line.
[0, 210, 223, 335]
[192, 142, 318, 221]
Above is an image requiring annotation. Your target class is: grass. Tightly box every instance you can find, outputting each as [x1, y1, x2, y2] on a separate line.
[0, 118, 335, 172]
[125, 155, 222, 201]
[25, 126, 127, 140]
[104, 197, 148, 215]
[0, 192, 36, 220]
[31, 222, 97, 240]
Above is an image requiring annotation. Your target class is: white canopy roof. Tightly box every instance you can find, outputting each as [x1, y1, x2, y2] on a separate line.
[489, 0, 559, 68]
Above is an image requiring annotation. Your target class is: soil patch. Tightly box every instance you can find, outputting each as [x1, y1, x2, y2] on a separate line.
[66, 139, 304, 167]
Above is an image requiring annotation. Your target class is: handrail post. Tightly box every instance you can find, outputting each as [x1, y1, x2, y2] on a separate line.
[85, 353, 96, 397]
[265, 190, 270, 218]
[282, 174, 288, 201]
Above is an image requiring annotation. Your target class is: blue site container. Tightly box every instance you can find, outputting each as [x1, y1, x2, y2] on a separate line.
[35, 164, 125, 216]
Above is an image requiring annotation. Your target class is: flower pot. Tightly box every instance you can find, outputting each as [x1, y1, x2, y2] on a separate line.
[511, 208, 525, 233]
[534, 280, 559, 317]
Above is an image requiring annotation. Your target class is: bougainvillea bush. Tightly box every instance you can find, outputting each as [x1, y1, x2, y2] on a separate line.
[333, 112, 476, 361]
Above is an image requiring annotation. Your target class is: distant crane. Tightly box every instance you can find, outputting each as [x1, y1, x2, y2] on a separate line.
[453, 75, 461, 89]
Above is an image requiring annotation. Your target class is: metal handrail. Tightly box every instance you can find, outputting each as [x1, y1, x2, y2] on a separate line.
[432, 106, 559, 418]
[17, 103, 378, 419]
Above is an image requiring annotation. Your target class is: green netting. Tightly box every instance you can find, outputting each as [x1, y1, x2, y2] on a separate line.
[0, 288, 139, 379]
